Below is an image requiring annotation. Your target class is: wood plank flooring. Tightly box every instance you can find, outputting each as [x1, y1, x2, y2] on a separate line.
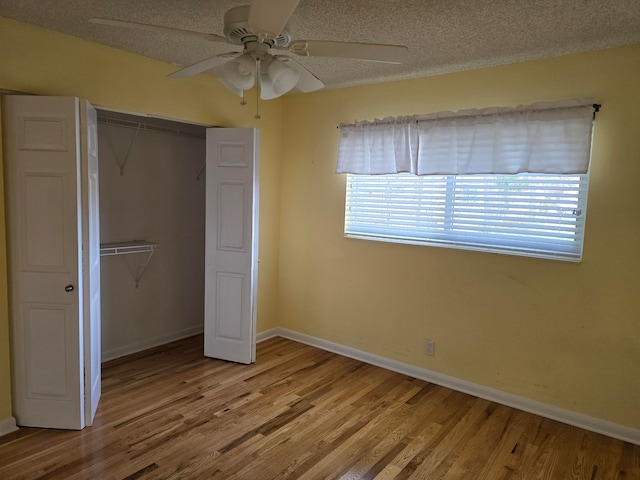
[0, 335, 638, 479]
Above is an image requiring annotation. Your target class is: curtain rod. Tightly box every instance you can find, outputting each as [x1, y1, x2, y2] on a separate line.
[337, 103, 602, 129]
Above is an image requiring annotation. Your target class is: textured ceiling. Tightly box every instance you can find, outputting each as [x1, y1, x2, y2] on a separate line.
[2, 0, 640, 92]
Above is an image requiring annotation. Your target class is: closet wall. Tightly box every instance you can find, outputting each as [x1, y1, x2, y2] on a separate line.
[97, 112, 207, 361]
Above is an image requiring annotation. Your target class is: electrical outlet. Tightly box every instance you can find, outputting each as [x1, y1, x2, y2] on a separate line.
[425, 339, 435, 356]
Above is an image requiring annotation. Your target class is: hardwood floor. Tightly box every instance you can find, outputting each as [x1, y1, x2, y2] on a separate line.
[0, 335, 638, 480]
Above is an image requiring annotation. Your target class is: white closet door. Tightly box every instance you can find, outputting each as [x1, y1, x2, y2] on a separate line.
[80, 100, 101, 426]
[204, 128, 259, 364]
[3, 95, 101, 429]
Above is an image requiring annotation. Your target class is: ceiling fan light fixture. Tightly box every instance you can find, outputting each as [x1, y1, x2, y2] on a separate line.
[258, 74, 279, 100]
[223, 53, 256, 90]
[266, 58, 300, 97]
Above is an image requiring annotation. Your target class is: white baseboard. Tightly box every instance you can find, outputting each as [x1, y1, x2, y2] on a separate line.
[256, 328, 280, 343]
[102, 325, 204, 362]
[266, 327, 640, 446]
[0, 416, 18, 437]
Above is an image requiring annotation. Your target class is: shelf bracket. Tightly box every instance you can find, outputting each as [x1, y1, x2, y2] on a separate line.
[133, 249, 155, 288]
[196, 161, 206, 181]
[104, 123, 141, 176]
[100, 241, 159, 288]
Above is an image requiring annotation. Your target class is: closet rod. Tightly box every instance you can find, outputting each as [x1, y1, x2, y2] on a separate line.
[97, 117, 206, 139]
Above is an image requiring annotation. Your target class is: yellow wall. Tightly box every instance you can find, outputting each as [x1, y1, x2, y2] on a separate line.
[279, 45, 640, 429]
[0, 18, 282, 422]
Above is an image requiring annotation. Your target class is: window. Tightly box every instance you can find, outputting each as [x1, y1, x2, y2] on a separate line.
[337, 100, 597, 261]
[345, 172, 589, 261]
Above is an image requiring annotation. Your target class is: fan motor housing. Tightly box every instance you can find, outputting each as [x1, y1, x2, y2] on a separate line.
[223, 5, 291, 47]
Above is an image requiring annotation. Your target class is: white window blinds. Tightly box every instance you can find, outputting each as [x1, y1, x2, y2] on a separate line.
[336, 99, 595, 175]
[345, 173, 589, 260]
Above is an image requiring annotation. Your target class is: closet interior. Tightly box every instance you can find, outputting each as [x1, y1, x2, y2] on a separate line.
[97, 110, 208, 361]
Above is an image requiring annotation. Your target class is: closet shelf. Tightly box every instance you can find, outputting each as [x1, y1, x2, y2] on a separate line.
[100, 240, 158, 256]
[100, 241, 159, 288]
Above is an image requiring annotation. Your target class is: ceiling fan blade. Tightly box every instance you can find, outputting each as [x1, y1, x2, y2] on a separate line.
[279, 58, 325, 93]
[288, 40, 408, 64]
[168, 53, 238, 79]
[248, 0, 300, 37]
[89, 18, 227, 43]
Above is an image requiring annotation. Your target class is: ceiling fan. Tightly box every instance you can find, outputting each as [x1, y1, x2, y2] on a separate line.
[89, 0, 408, 103]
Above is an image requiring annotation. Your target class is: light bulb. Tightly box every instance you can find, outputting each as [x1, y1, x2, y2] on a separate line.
[223, 54, 256, 90]
[267, 59, 300, 96]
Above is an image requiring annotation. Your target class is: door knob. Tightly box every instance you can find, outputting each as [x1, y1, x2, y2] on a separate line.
[65, 285, 74, 292]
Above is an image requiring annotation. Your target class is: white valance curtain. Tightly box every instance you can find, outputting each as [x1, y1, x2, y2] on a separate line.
[336, 99, 596, 175]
